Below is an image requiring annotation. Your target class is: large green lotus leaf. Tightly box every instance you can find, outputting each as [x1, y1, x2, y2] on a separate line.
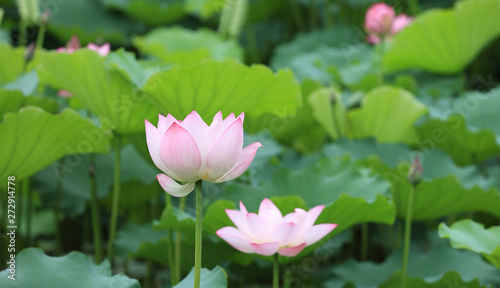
[0, 248, 140, 287]
[46, 0, 139, 44]
[0, 107, 111, 181]
[0, 43, 24, 85]
[384, 0, 500, 73]
[142, 59, 301, 124]
[347, 86, 428, 144]
[184, 0, 222, 19]
[0, 90, 24, 120]
[38, 50, 158, 134]
[174, 266, 227, 288]
[327, 238, 500, 287]
[308, 87, 347, 140]
[2, 70, 39, 96]
[379, 271, 491, 288]
[133, 27, 243, 65]
[101, 0, 184, 26]
[439, 219, 500, 269]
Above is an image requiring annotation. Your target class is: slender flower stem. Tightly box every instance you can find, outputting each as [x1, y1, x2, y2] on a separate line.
[55, 157, 65, 255]
[35, 22, 46, 50]
[162, 192, 177, 285]
[107, 135, 122, 264]
[175, 196, 186, 284]
[194, 180, 203, 288]
[273, 253, 279, 288]
[89, 154, 103, 263]
[360, 223, 368, 261]
[309, 0, 317, 30]
[289, 0, 306, 32]
[401, 185, 415, 288]
[19, 21, 27, 46]
[378, 39, 386, 85]
[324, 0, 333, 29]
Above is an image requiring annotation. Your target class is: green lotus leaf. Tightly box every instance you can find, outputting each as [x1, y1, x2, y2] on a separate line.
[384, 0, 500, 73]
[0, 248, 140, 287]
[0, 44, 24, 85]
[101, 0, 185, 26]
[0, 107, 111, 181]
[142, 59, 301, 125]
[174, 266, 227, 288]
[0, 90, 24, 120]
[439, 219, 500, 269]
[38, 50, 158, 134]
[133, 27, 243, 65]
[347, 86, 428, 144]
[308, 87, 347, 140]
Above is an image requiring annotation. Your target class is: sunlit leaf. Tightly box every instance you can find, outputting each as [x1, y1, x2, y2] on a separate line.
[0, 43, 24, 85]
[308, 87, 347, 140]
[174, 266, 227, 288]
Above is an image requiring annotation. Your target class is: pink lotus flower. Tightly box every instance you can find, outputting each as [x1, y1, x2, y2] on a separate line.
[87, 43, 111, 57]
[216, 198, 337, 257]
[390, 14, 412, 34]
[364, 3, 395, 36]
[56, 35, 110, 56]
[145, 111, 262, 197]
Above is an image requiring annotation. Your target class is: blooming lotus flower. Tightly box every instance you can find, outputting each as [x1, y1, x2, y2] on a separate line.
[216, 198, 337, 257]
[87, 43, 111, 57]
[145, 111, 262, 197]
[390, 14, 412, 34]
[364, 3, 395, 36]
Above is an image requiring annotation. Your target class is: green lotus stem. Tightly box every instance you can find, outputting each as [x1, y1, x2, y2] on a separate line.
[401, 185, 415, 288]
[107, 135, 122, 264]
[35, 22, 46, 50]
[309, 0, 317, 30]
[324, 0, 333, 28]
[245, 26, 260, 63]
[273, 253, 279, 288]
[290, 0, 306, 32]
[175, 196, 186, 284]
[19, 21, 28, 47]
[89, 154, 103, 263]
[54, 157, 65, 255]
[283, 267, 291, 288]
[194, 180, 203, 288]
[378, 39, 386, 85]
[361, 223, 368, 261]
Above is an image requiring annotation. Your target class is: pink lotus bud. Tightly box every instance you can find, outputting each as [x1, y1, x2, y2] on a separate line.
[216, 198, 337, 257]
[145, 111, 262, 197]
[390, 14, 413, 35]
[87, 42, 111, 57]
[364, 3, 395, 37]
[56, 35, 80, 54]
[57, 90, 73, 98]
[408, 156, 423, 186]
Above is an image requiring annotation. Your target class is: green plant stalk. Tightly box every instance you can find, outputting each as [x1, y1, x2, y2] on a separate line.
[361, 223, 368, 261]
[273, 253, 279, 288]
[54, 158, 65, 255]
[309, 0, 317, 30]
[107, 135, 122, 264]
[174, 196, 186, 284]
[245, 26, 260, 63]
[289, 0, 306, 32]
[194, 180, 203, 288]
[406, 0, 419, 15]
[19, 21, 28, 46]
[378, 39, 386, 85]
[89, 154, 103, 263]
[401, 185, 415, 288]
[35, 23, 46, 50]
[324, 0, 333, 29]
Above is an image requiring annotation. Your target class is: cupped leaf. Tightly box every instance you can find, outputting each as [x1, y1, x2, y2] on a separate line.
[0, 90, 24, 120]
[0, 43, 24, 85]
[308, 87, 347, 140]
[380, 271, 491, 288]
[384, 0, 500, 73]
[46, 0, 139, 44]
[0, 107, 111, 181]
[174, 266, 227, 288]
[439, 219, 500, 269]
[0, 248, 140, 287]
[38, 50, 158, 134]
[142, 59, 301, 124]
[417, 87, 500, 165]
[347, 86, 428, 144]
[101, 0, 185, 26]
[133, 27, 243, 65]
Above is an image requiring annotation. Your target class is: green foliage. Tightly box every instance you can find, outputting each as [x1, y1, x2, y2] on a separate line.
[384, 0, 500, 73]
[0, 44, 24, 85]
[0, 107, 111, 181]
[439, 219, 500, 269]
[0, 248, 140, 287]
[101, 0, 185, 26]
[174, 266, 227, 288]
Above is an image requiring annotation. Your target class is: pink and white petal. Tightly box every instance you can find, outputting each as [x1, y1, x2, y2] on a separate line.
[250, 242, 280, 256]
[222, 113, 236, 129]
[156, 173, 195, 197]
[180, 111, 213, 162]
[145, 119, 181, 180]
[158, 114, 178, 133]
[258, 198, 283, 227]
[272, 222, 301, 246]
[284, 209, 307, 228]
[226, 209, 252, 237]
[213, 142, 263, 183]
[278, 243, 306, 257]
[159, 123, 202, 182]
[205, 118, 243, 181]
[216, 227, 254, 253]
[247, 213, 271, 242]
[304, 205, 325, 228]
[239, 201, 248, 213]
[209, 111, 225, 140]
[300, 224, 337, 246]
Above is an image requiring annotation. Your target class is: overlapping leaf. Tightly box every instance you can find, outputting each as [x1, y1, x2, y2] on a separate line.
[384, 0, 500, 73]
[439, 219, 500, 269]
[0, 43, 24, 85]
[174, 266, 227, 288]
[0, 248, 140, 287]
[142, 59, 301, 125]
[0, 107, 111, 181]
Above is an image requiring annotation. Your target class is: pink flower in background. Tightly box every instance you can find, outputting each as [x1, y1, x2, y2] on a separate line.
[87, 43, 111, 57]
[364, 3, 395, 36]
[364, 3, 413, 44]
[145, 111, 262, 197]
[56, 35, 80, 53]
[216, 198, 337, 257]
